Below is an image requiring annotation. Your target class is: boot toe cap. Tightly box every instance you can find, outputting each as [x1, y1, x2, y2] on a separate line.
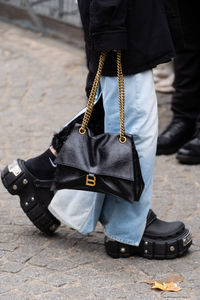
[144, 219, 185, 239]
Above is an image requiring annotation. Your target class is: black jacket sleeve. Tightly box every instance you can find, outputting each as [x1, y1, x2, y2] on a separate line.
[89, 0, 128, 51]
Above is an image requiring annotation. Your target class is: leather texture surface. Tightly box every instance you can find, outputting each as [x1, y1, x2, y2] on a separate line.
[145, 210, 184, 238]
[54, 123, 144, 203]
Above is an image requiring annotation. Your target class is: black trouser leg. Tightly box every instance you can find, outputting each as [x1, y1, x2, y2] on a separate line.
[196, 114, 200, 130]
[172, 44, 200, 124]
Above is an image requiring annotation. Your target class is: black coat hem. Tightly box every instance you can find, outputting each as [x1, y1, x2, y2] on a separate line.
[89, 51, 175, 77]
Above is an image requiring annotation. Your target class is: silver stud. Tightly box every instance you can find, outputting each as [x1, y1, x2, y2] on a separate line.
[25, 202, 29, 206]
[120, 247, 126, 254]
[145, 241, 148, 246]
[23, 179, 28, 185]
[170, 246, 175, 252]
[144, 250, 148, 254]
[13, 185, 17, 190]
[31, 197, 34, 201]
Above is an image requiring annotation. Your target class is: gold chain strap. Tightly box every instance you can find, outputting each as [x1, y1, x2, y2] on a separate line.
[79, 50, 126, 143]
[79, 51, 107, 135]
[117, 51, 126, 143]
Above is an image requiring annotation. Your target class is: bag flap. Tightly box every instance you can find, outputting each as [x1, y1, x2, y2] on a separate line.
[55, 123, 135, 181]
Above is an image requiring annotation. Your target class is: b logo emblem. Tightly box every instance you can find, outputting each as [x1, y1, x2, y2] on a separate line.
[86, 174, 96, 187]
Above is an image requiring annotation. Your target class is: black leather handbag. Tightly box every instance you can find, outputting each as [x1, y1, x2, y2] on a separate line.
[53, 51, 144, 203]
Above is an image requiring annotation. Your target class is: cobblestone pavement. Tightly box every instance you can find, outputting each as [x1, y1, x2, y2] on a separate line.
[0, 22, 200, 300]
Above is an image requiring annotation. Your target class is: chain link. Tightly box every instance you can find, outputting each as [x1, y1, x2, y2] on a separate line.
[117, 51, 126, 143]
[79, 51, 107, 134]
[79, 51, 126, 143]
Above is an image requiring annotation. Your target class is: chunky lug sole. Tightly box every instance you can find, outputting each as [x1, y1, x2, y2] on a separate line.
[176, 153, 200, 164]
[1, 159, 60, 235]
[104, 228, 192, 259]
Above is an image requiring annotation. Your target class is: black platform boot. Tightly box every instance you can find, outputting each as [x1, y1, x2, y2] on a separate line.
[104, 210, 192, 259]
[1, 159, 60, 235]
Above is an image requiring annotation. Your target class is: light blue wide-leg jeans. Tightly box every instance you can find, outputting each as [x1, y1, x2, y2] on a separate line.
[49, 70, 158, 246]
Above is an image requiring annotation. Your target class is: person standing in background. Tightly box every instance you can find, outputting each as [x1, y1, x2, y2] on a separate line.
[157, 0, 200, 164]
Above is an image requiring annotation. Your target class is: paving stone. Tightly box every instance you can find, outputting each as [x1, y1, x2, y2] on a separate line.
[92, 260, 125, 273]
[41, 273, 77, 288]
[45, 259, 80, 272]
[80, 271, 144, 290]
[0, 232, 20, 243]
[0, 273, 28, 294]
[33, 292, 68, 300]
[162, 290, 190, 299]
[0, 261, 24, 273]
[66, 251, 101, 265]
[59, 285, 93, 299]
[94, 287, 128, 299]
[18, 265, 54, 280]
[6, 245, 41, 263]
[19, 281, 52, 296]
[121, 282, 160, 300]
[0, 291, 28, 300]
[65, 266, 101, 278]
[28, 252, 56, 268]
[0, 243, 18, 252]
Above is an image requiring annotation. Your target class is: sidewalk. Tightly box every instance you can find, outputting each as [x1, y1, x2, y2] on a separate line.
[0, 21, 199, 300]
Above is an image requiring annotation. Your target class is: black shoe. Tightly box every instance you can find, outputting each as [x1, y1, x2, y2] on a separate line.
[104, 210, 192, 259]
[157, 119, 195, 155]
[1, 159, 60, 235]
[176, 130, 200, 164]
